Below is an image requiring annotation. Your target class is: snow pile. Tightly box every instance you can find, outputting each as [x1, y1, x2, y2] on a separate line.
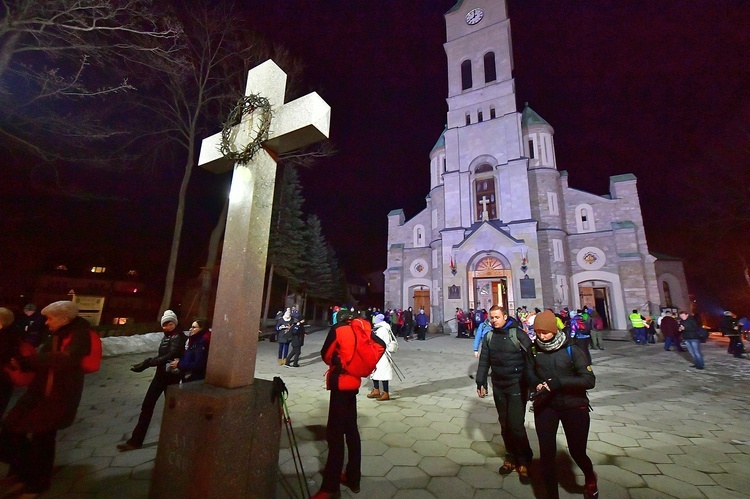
[102, 332, 165, 357]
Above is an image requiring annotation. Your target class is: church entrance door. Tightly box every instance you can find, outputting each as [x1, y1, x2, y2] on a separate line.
[475, 278, 508, 312]
[413, 290, 430, 316]
[579, 282, 612, 329]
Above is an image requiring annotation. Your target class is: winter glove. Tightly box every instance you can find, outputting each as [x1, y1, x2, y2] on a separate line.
[130, 360, 149, 373]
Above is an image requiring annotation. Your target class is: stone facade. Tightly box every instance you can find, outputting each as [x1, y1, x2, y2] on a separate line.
[385, 0, 687, 331]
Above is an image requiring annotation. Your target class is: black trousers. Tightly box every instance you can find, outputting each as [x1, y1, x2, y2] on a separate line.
[575, 337, 592, 364]
[491, 384, 533, 466]
[320, 389, 360, 492]
[535, 405, 595, 499]
[0, 427, 57, 492]
[286, 344, 302, 366]
[130, 372, 175, 446]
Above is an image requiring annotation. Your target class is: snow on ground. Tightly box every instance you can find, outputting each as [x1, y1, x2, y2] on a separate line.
[101, 331, 176, 357]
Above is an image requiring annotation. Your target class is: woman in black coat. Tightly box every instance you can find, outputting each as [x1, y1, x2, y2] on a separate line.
[285, 320, 306, 368]
[117, 310, 185, 451]
[530, 311, 598, 499]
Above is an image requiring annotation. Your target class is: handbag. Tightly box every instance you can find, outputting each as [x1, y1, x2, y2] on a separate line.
[387, 329, 399, 353]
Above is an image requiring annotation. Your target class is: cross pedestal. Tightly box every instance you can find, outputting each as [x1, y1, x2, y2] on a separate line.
[150, 60, 330, 498]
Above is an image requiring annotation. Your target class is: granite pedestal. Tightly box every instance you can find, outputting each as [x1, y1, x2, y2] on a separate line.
[149, 378, 280, 498]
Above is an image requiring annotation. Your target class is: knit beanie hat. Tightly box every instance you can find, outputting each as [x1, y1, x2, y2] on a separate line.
[161, 309, 178, 326]
[374, 314, 385, 324]
[534, 310, 558, 334]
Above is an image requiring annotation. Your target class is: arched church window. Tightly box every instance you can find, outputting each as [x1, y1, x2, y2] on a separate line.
[478, 111, 483, 122]
[575, 204, 596, 233]
[474, 176, 497, 222]
[461, 60, 472, 90]
[484, 52, 496, 83]
[662, 281, 673, 308]
[475, 164, 492, 174]
[490, 107, 496, 119]
[475, 256, 504, 272]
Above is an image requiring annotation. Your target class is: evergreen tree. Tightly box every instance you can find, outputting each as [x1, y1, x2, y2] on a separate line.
[301, 215, 335, 300]
[268, 165, 306, 287]
[325, 242, 349, 303]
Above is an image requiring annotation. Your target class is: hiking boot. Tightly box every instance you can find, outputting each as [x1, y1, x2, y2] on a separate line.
[376, 392, 390, 401]
[584, 475, 599, 498]
[516, 465, 530, 484]
[340, 473, 360, 493]
[366, 389, 381, 399]
[498, 460, 515, 475]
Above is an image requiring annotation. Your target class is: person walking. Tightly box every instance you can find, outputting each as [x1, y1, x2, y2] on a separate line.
[117, 310, 185, 451]
[0, 301, 91, 496]
[530, 310, 598, 499]
[367, 314, 396, 401]
[402, 307, 414, 341]
[660, 311, 683, 352]
[589, 310, 605, 350]
[629, 310, 647, 345]
[679, 311, 705, 369]
[720, 311, 745, 358]
[475, 305, 534, 484]
[285, 319, 306, 368]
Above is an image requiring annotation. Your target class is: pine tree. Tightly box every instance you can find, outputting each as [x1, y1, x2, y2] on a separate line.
[301, 215, 335, 300]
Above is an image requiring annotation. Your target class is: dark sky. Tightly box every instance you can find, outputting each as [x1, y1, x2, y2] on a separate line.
[3, 1, 749, 310]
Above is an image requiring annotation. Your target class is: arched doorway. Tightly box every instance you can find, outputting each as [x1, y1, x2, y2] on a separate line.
[469, 255, 513, 312]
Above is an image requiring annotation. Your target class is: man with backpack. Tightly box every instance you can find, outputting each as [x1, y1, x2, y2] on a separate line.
[313, 310, 386, 498]
[475, 305, 535, 485]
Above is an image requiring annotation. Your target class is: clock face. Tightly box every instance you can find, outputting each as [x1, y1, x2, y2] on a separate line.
[466, 8, 484, 25]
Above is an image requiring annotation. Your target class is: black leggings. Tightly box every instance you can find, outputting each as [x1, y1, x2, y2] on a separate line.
[320, 389, 360, 492]
[534, 405, 595, 499]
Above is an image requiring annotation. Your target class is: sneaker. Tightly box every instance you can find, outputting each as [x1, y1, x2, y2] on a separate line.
[584, 476, 599, 498]
[340, 473, 360, 493]
[498, 460, 515, 475]
[516, 465, 530, 485]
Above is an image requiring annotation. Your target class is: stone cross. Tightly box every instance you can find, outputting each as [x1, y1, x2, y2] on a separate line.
[479, 195, 491, 221]
[198, 60, 330, 388]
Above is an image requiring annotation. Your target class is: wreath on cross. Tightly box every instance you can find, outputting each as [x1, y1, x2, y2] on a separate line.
[219, 93, 273, 165]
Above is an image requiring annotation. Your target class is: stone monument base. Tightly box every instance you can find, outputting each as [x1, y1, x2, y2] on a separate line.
[149, 378, 280, 498]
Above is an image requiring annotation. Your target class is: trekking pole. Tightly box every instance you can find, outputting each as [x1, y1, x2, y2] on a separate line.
[386, 353, 405, 382]
[272, 377, 310, 499]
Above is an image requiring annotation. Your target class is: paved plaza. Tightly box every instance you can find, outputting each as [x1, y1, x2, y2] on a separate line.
[4, 330, 750, 498]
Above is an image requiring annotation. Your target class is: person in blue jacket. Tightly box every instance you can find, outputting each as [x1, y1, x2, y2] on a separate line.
[473, 317, 492, 358]
[169, 318, 211, 382]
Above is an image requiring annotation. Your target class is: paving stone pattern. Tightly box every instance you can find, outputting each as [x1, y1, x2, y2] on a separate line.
[5, 332, 750, 498]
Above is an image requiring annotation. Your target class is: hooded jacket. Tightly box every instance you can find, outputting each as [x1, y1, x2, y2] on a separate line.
[321, 319, 362, 391]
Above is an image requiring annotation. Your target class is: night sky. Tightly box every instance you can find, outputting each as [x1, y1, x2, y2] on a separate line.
[3, 1, 749, 312]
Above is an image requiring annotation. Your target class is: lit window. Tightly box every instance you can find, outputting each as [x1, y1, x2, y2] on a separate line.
[55, 264, 68, 271]
[127, 270, 138, 276]
[90, 266, 106, 273]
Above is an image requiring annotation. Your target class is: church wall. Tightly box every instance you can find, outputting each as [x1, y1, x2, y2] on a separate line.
[654, 260, 690, 311]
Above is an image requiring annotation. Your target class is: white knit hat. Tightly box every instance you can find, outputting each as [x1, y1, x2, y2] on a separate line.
[161, 310, 178, 326]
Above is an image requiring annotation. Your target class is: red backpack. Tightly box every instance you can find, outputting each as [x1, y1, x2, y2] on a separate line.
[62, 330, 103, 374]
[341, 317, 386, 378]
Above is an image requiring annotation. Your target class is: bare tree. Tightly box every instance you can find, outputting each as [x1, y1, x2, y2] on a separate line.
[0, 0, 180, 160]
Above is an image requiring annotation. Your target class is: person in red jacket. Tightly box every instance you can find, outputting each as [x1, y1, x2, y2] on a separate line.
[312, 310, 364, 498]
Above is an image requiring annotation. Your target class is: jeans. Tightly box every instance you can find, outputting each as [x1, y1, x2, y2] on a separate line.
[373, 380, 389, 393]
[634, 327, 647, 344]
[664, 336, 683, 351]
[684, 339, 704, 368]
[277, 342, 289, 360]
[491, 384, 533, 466]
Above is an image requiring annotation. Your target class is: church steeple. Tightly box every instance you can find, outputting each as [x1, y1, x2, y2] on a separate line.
[521, 102, 556, 169]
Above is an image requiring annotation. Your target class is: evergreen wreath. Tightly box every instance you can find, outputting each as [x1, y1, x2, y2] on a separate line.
[219, 94, 272, 165]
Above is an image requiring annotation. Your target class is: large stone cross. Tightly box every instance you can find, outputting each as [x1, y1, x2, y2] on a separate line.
[198, 60, 330, 388]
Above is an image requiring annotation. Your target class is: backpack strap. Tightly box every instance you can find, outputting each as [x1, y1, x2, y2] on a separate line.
[484, 327, 527, 353]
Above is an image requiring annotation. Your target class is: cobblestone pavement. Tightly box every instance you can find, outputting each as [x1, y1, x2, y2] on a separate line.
[3, 331, 749, 498]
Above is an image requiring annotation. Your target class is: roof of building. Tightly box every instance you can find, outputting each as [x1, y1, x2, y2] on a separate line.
[431, 125, 447, 153]
[611, 221, 637, 230]
[521, 102, 549, 126]
[446, 1, 465, 13]
[610, 173, 637, 183]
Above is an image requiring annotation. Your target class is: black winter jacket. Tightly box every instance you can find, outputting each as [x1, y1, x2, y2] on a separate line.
[147, 331, 186, 382]
[532, 340, 595, 411]
[475, 318, 534, 390]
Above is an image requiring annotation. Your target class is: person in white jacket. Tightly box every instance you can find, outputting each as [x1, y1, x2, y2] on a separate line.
[367, 314, 395, 401]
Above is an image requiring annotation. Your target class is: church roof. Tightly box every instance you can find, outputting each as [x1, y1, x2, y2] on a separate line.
[431, 125, 447, 153]
[521, 102, 549, 126]
[610, 173, 637, 183]
[446, 1, 465, 13]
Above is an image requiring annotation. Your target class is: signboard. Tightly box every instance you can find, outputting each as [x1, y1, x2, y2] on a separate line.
[72, 295, 105, 326]
[519, 278, 536, 299]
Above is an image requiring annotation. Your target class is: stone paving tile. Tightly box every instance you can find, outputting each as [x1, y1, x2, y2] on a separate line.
[643, 474, 705, 498]
[417, 457, 460, 477]
[426, 476, 475, 498]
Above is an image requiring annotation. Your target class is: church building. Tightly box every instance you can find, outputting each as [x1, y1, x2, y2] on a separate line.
[384, 0, 689, 330]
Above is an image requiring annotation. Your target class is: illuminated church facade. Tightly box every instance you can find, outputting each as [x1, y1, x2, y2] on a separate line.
[384, 0, 688, 330]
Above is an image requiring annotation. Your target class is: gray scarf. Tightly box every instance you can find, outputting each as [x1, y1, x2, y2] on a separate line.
[535, 330, 567, 352]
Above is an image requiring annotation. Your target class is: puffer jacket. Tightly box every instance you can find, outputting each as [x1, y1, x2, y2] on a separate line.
[148, 330, 186, 382]
[475, 318, 534, 390]
[532, 340, 595, 411]
[321, 320, 362, 391]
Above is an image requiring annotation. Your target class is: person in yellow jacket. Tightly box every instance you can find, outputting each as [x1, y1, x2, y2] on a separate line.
[629, 310, 647, 345]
